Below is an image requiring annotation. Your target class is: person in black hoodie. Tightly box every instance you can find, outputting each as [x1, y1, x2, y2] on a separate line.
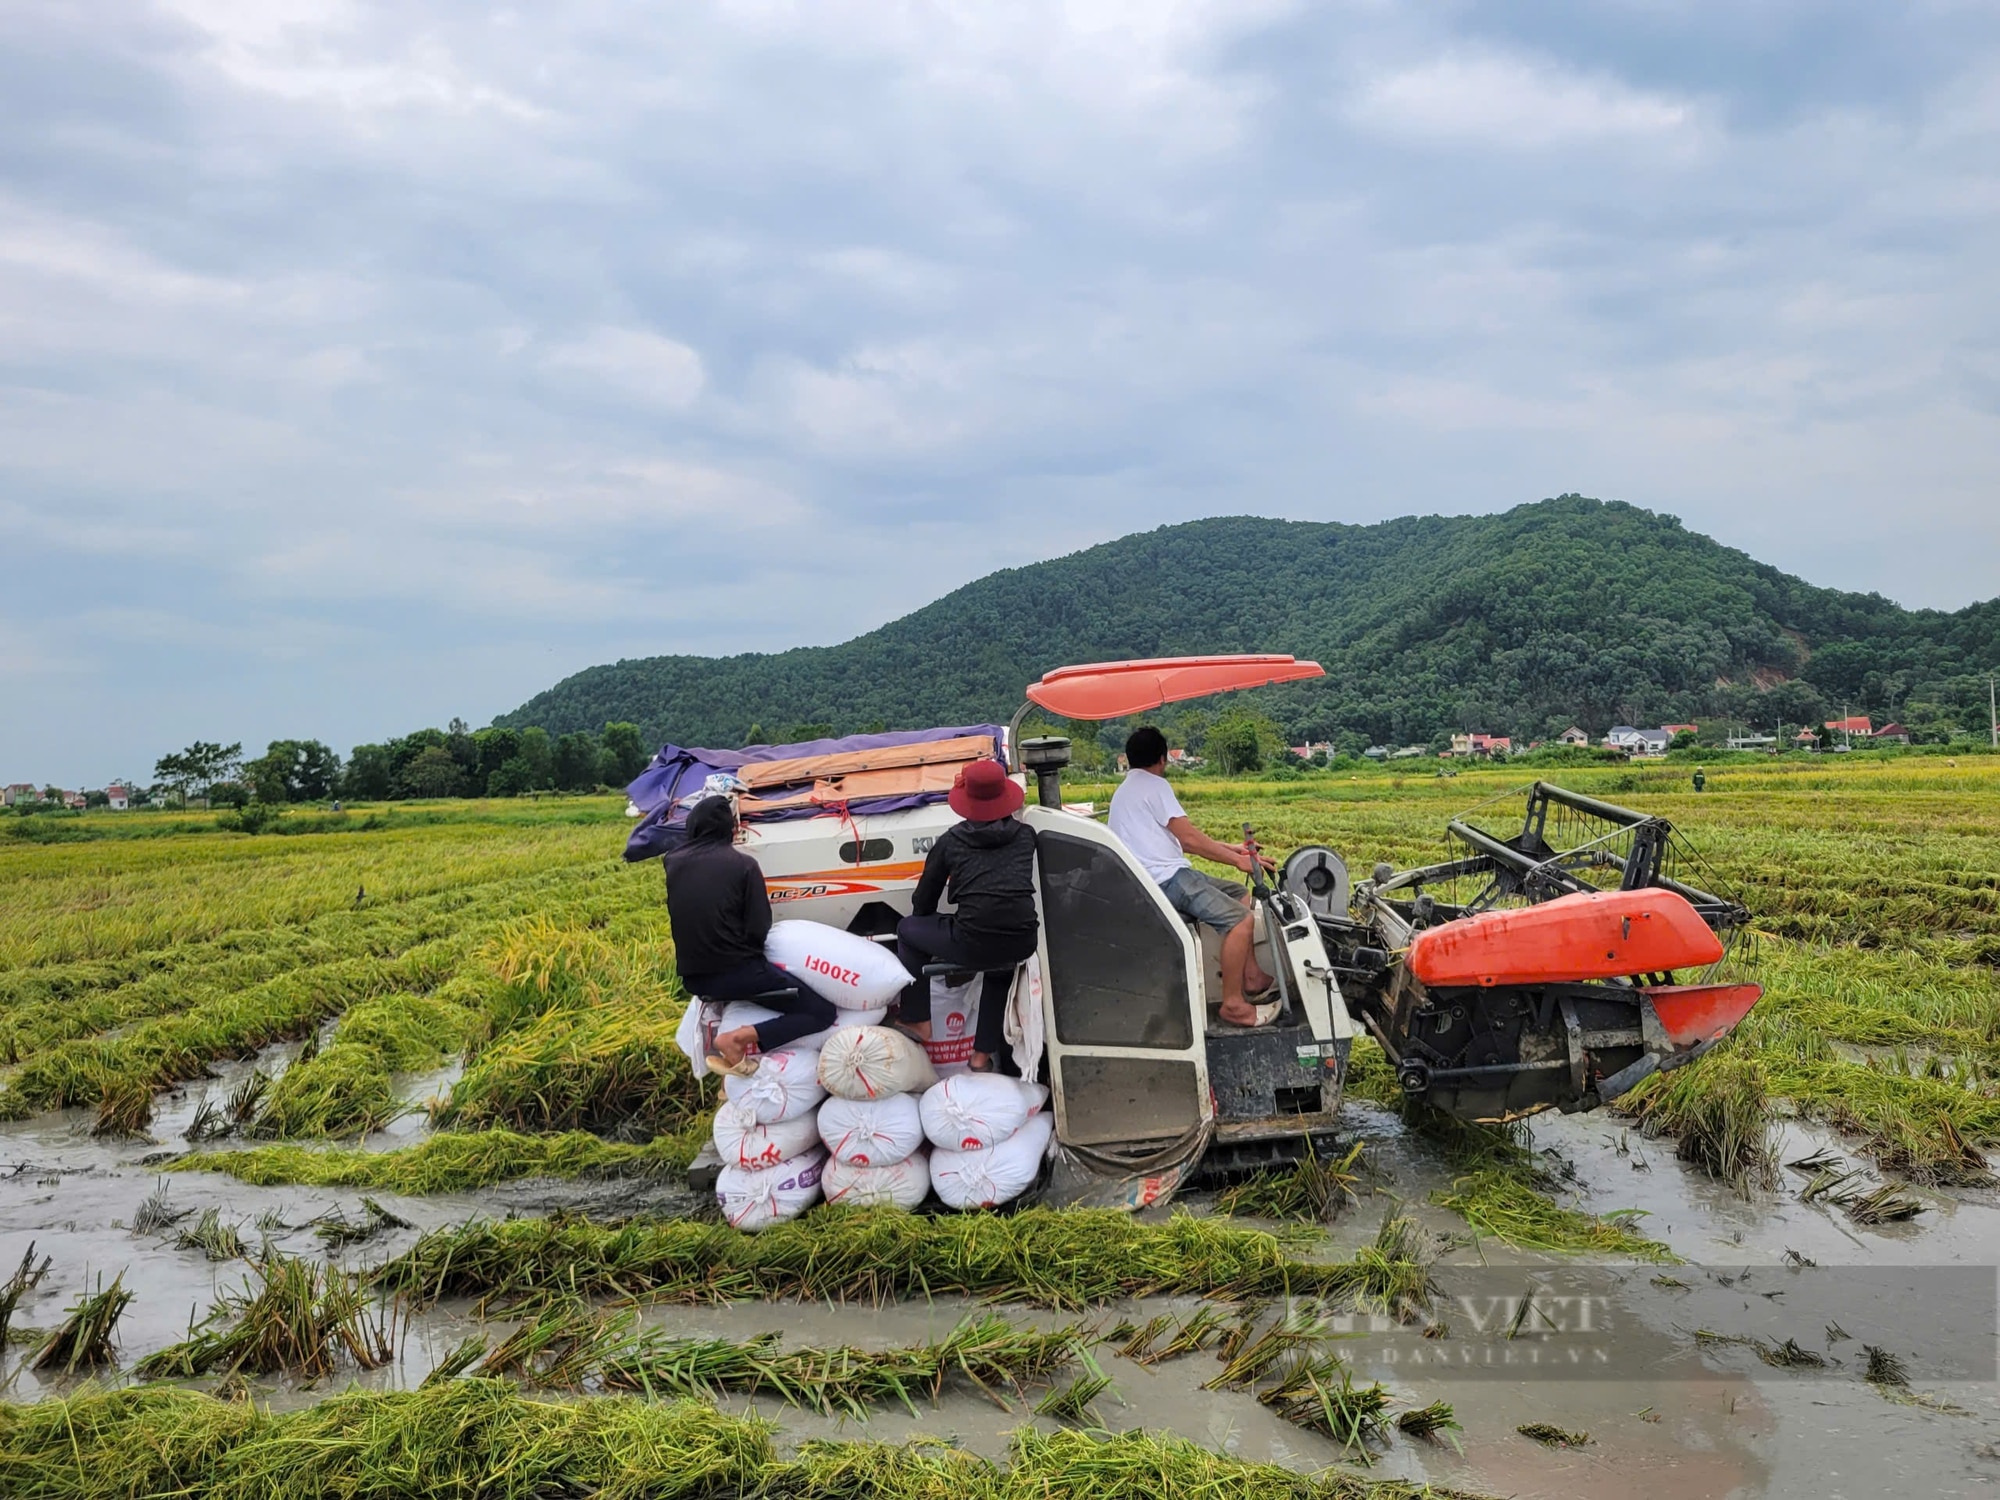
[667, 796, 836, 1076]
[894, 759, 1039, 1073]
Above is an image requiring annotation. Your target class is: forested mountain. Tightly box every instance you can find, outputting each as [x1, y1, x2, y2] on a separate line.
[499, 497, 2000, 753]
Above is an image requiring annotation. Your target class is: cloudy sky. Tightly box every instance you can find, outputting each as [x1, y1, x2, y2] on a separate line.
[5, 1, 1999, 785]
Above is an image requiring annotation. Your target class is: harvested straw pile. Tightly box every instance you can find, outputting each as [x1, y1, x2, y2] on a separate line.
[373, 1206, 1437, 1313]
[0, 1383, 1493, 1499]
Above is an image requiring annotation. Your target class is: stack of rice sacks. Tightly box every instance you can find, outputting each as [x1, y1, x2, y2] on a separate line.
[816, 1025, 938, 1209]
[712, 921, 912, 1230]
[921, 1072, 1053, 1209]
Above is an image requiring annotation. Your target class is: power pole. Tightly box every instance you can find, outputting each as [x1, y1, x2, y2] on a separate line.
[1990, 673, 1997, 749]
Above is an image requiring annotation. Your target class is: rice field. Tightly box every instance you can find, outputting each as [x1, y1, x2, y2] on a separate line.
[1, 758, 1996, 1494]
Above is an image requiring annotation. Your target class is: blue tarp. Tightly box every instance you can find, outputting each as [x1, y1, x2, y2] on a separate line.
[623, 725, 1007, 862]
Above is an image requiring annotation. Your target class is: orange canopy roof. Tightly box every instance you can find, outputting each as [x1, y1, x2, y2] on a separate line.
[1025, 654, 1325, 721]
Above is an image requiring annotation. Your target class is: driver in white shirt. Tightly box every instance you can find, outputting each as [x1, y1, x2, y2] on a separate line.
[1107, 726, 1279, 1027]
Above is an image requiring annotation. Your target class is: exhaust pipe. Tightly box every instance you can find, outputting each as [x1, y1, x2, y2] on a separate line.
[1018, 736, 1072, 809]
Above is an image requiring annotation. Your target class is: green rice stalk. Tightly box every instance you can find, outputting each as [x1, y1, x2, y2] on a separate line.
[1517, 1421, 1590, 1447]
[1112, 1314, 1172, 1360]
[609, 1314, 1085, 1418]
[1206, 1305, 1341, 1391]
[172, 1209, 247, 1262]
[1406, 1105, 1674, 1260]
[1261, 1356, 1390, 1456]
[1395, 1399, 1462, 1450]
[130, 1182, 190, 1235]
[312, 1197, 414, 1249]
[183, 1097, 224, 1143]
[1033, 1349, 1114, 1427]
[371, 1206, 1431, 1315]
[90, 1074, 153, 1138]
[1214, 1140, 1364, 1223]
[0, 1382, 1504, 1499]
[432, 995, 702, 1137]
[0, 1245, 51, 1349]
[249, 1043, 399, 1139]
[1135, 1305, 1229, 1365]
[478, 1300, 636, 1389]
[33, 1275, 132, 1374]
[1625, 1052, 1777, 1193]
[1835, 1184, 1926, 1224]
[1863, 1344, 1909, 1386]
[168, 1121, 710, 1194]
[133, 1254, 394, 1380]
[226, 1072, 269, 1127]
[418, 1334, 489, 1388]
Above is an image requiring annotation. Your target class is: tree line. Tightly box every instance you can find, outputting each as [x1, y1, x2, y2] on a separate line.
[146, 720, 652, 807]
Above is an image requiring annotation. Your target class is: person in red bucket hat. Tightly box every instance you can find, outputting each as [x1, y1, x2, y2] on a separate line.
[893, 759, 1037, 1072]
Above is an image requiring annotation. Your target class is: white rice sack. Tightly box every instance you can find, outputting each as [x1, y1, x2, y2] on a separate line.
[792, 1004, 889, 1053]
[717, 1147, 826, 1232]
[817, 1025, 939, 1102]
[817, 1092, 925, 1168]
[919, 973, 983, 1078]
[919, 1074, 1050, 1153]
[712, 1098, 823, 1169]
[929, 1111, 1054, 1210]
[823, 1149, 931, 1211]
[766, 920, 914, 1010]
[721, 1047, 825, 1124]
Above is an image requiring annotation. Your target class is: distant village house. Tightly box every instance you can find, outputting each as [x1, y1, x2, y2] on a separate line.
[1557, 726, 1590, 746]
[1447, 733, 1511, 758]
[1604, 727, 1672, 756]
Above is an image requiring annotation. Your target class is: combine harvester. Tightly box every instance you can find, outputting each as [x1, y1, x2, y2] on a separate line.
[628, 656, 1759, 1199]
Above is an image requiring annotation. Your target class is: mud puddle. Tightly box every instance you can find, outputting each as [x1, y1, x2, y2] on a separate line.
[1, 1085, 1995, 1498]
[1528, 1111, 2000, 1267]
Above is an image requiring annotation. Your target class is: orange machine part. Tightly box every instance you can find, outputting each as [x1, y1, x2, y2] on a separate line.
[1406, 888, 1726, 988]
[1645, 983, 1762, 1047]
[1025, 655, 1326, 721]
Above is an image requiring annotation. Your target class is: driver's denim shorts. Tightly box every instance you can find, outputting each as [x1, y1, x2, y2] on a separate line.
[1160, 867, 1249, 934]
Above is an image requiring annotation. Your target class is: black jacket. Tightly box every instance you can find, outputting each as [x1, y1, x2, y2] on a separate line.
[664, 839, 772, 981]
[911, 817, 1038, 944]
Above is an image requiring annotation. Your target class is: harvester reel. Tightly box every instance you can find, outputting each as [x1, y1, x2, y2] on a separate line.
[1280, 846, 1351, 920]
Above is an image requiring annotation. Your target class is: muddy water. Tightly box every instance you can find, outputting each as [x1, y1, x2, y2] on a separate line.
[1, 1090, 1995, 1499]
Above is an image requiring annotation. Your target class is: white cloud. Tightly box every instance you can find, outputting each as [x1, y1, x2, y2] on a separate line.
[546, 328, 708, 410]
[1350, 50, 1694, 148]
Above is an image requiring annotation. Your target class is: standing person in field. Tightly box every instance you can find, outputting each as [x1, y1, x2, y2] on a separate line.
[894, 760, 1040, 1073]
[666, 796, 836, 1077]
[1109, 726, 1278, 1027]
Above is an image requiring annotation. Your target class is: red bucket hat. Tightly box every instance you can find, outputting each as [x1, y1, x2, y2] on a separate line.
[948, 759, 1024, 821]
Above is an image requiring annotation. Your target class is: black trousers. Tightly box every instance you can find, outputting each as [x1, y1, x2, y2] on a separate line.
[684, 959, 837, 1052]
[895, 913, 1035, 1060]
